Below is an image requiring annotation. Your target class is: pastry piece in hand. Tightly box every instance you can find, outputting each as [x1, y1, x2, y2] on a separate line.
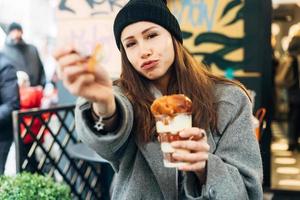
[87, 44, 103, 72]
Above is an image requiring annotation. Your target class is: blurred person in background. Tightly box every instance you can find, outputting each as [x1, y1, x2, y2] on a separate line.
[1, 22, 45, 87]
[286, 30, 300, 151]
[17, 70, 43, 173]
[16, 70, 57, 174]
[275, 26, 300, 151]
[0, 52, 19, 174]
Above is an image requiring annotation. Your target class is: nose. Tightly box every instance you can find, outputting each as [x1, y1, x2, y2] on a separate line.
[141, 51, 152, 59]
[140, 43, 152, 59]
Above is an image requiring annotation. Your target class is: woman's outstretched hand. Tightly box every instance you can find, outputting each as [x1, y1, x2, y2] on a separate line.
[54, 46, 116, 117]
[171, 127, 210, 181]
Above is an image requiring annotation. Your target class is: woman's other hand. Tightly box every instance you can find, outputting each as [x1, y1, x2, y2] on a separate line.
[171, 127, 209, 181]
[54, 45, 116, 117]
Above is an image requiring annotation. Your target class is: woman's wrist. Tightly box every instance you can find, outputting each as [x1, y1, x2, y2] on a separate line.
[91, 103, 117, 120]
[90, 102, 119, 132]
[92, 99, 116, 118]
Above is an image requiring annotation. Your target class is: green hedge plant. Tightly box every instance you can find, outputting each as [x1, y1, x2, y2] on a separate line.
[0, 172, 71, 200]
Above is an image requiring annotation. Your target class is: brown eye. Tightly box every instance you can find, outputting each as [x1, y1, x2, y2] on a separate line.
[147, 33, 158, 39]
[126, 42, 136, 48]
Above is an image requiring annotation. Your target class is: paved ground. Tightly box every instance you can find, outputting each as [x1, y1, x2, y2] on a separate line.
[266, 121, 300, 199]
[271, 122, 300, 191]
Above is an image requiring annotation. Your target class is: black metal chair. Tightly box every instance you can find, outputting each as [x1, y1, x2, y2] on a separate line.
[12, 105, 109, 200]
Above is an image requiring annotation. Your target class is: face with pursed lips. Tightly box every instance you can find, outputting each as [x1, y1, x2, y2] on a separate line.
[121, 21, 175, 84]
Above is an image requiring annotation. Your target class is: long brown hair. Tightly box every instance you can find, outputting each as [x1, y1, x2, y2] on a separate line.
[115, 37, 249, 143]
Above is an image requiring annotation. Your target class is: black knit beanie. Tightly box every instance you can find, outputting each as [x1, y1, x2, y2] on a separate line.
[113, 0, 182, 49]
[7, 22, 23, 33]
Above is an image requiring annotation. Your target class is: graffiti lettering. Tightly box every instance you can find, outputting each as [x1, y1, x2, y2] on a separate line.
[171, 0, 219, 31]
[91, 0, 123, 15]
[59, 0, 75, 14]
[58, 0, 123, 15]
[85, 0, 104, 9]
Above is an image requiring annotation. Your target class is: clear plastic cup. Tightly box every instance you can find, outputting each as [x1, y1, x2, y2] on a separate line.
[154, 113, 192, 168]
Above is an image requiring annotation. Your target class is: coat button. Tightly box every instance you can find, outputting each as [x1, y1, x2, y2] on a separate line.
[208, 187, 217, 199]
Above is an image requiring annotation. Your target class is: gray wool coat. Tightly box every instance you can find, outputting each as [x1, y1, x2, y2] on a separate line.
[75, 84, 263, 200]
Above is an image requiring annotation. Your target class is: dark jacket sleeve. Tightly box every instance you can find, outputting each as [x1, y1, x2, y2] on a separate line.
[33, 46, 46, 87]
[0, 63, 20, 126]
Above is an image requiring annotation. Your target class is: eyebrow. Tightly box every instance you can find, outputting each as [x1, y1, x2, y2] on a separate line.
[122, 26, 158, 42]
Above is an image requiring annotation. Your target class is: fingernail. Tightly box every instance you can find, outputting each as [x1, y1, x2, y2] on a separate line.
[199, 130, 206, 138]
[179, 131, 184, 137]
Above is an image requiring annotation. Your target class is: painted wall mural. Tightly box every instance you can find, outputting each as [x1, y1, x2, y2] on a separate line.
[168, 0, 259, 79]
[58, 0, 123, 15]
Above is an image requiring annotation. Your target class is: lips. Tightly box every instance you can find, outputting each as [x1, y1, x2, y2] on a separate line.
[141, 60, 159, 70]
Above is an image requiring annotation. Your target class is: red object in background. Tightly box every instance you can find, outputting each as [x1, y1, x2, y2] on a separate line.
[19, 86, 46, 144]
[20, 86, 43, 109]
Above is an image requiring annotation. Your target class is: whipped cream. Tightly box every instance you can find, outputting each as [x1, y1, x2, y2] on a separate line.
[155, 114, 192, 134]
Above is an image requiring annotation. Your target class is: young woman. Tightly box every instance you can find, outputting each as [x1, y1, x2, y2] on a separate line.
[55, 0, 263, 199]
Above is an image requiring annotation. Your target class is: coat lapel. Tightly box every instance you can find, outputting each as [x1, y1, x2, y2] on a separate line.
[137, 141, 177, 200]
[207, 128, 216, 153]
